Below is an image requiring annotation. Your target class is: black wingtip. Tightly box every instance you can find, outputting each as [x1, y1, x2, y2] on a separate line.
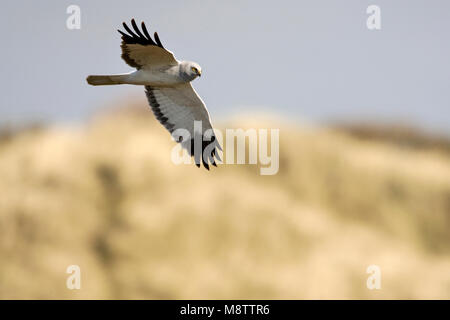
[131, 19, 145, 39]
[119, 19, 164, 47]
[154, 32, 164, 48]
[187, 135, 222, 171]
[122, 22, 134, 36]
[141, 21, 152, 41]
[202, 159, 210, 171]
[118, 29, 127, 37]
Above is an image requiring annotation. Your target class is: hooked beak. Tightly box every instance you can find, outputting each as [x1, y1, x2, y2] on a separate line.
[197, 70, 202, 77]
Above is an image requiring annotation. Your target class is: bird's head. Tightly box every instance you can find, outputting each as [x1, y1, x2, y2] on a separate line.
[181, 61, 202, 81]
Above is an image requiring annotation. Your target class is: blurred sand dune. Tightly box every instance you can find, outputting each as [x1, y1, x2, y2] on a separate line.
[0, 105, 449, 299]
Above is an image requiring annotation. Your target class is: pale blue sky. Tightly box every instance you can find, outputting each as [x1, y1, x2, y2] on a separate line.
[1, 1, 449, 134]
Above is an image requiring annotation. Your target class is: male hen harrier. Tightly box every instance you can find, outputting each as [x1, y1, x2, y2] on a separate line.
[87, 19, 221, 170]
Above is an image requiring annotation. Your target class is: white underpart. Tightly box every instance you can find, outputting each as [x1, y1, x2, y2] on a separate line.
[124, 65, 185, 86]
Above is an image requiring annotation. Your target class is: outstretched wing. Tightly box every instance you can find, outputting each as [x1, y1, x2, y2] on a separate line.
[145, 84, 222, 170]
[118, 19, 178, 69]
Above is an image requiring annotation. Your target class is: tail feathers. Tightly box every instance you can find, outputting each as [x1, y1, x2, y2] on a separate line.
[86, 75, 126, 86]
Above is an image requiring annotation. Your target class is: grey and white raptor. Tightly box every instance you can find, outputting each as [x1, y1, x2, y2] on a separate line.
[87, 19, 221, 170]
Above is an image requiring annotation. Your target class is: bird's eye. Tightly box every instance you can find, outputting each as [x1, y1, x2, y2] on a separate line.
[191, 67, 197, 72]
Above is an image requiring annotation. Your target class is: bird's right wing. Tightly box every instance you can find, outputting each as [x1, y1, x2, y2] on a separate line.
[118, 19, 178, 69]
[145, 83, 222, 169]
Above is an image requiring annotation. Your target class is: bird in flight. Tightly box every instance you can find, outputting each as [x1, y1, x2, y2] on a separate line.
[87, 19, 221, 170]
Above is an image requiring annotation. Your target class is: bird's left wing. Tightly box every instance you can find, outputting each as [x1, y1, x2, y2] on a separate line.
[118, 19, 178, 69]
[145, 84, 222, 170]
